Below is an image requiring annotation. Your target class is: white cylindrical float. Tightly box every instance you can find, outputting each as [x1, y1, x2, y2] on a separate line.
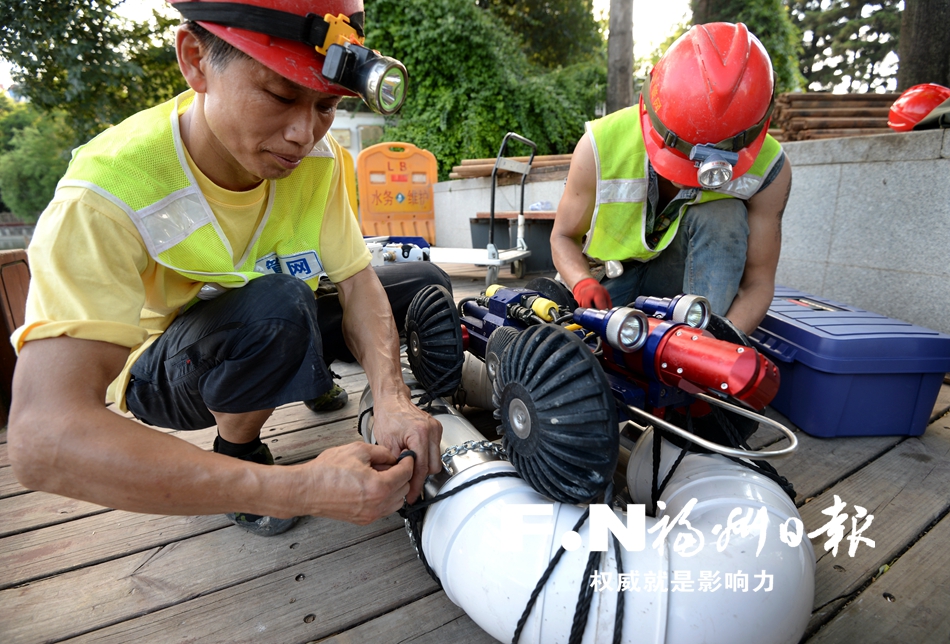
[360, 383, 814, 644]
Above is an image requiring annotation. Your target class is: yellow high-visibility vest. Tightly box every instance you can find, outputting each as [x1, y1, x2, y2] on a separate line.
[59, 91, 335, 291]
[585, 106, 783, 262]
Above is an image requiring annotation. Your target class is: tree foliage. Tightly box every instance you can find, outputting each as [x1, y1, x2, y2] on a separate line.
[790, 0, 902, 92]
[0, 95, 39, 155]
[364, 0, 606, 179]
[0, 113, 73, 221]
[0, 95, 43, 214]
[475, 0, 605, 69]
[691, 0, 804, 93]
[0, 0, 186, 145]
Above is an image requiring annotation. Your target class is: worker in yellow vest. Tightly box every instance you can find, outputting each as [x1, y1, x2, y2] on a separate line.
[552, 22, 792, 336]
[8, 0, 447, 536]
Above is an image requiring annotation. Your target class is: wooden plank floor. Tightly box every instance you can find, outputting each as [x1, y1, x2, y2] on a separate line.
[1, 263, 949, 643]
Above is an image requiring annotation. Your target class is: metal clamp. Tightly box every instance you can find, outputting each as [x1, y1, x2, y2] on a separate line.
[441, 440, 508, 470]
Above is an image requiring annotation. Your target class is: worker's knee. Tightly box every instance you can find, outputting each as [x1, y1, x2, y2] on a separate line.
[680, 198, 750, 251]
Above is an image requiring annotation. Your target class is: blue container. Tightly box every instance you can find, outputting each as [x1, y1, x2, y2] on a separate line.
[750, 286, 950, 437]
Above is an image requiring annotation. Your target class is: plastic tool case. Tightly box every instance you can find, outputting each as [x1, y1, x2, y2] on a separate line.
[750, 286, 950, 437]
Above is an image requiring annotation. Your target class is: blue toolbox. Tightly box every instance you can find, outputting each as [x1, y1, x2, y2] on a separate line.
[750, 286, 950, 437]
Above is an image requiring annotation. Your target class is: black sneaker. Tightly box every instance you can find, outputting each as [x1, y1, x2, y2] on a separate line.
[304, 383, 349, 412]
[213, 438, 300, 537]
[226, 512, 299, 537]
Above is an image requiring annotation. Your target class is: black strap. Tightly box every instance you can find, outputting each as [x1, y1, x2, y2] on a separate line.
[174, 2, 364, 46]
[641, 77, 775, 155]
[914, 97, 950, 130]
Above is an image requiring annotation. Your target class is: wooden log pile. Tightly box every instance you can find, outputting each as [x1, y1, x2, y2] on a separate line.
[448, 154, 572, 180]
[770, 92, 899, 142]
[449, 93, 900, 178]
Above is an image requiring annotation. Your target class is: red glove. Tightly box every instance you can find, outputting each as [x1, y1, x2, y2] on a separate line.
[572, 278, 613, 310]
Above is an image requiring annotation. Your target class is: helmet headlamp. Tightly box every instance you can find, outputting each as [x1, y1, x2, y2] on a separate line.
[171, 3, 408, 115]
[322, 43, 407, 115]
[689, 145, 740, 189]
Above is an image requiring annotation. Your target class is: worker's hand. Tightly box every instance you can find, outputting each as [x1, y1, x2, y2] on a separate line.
[370, 394, 443, 503]
[301, 442, 413, 525]
[573, 277, 613, 310]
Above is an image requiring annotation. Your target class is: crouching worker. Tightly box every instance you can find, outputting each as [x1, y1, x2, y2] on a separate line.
[552, 22, 792, 335]
[7, 0, 448, 536]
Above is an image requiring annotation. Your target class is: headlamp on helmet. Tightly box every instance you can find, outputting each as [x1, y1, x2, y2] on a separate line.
[171, 2, 408, 115]
[689, 145, 740, 189]
[322, 42, 407, 116]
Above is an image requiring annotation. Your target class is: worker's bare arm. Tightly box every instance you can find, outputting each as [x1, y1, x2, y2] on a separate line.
[336, 265, 442, 503]
[7, 336, 411, 524]
[726, 157, 792, 334]
[551, 132, 599, 289]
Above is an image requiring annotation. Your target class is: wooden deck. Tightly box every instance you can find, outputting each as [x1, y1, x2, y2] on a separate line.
[2, 263, 949, 643]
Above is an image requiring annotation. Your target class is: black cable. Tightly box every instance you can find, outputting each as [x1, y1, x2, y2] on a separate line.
[512, 508, 590, 643]
[611, 532, 625, 644]
[568, 549, 602, 644]
[602, 482, 624, 644]
[456, 296, 480, 317]
[709, 406, 797, 500]
[400, 470, 521, 586]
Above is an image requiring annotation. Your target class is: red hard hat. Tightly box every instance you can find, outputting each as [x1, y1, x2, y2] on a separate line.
[168, 0, 363, 95]
[639, 22, 775, 187]
[888, 83, 950, 131]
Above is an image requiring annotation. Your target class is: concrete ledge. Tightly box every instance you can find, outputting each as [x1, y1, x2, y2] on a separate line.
[779, 129, 950, 335]
[783, 129, 948, 165]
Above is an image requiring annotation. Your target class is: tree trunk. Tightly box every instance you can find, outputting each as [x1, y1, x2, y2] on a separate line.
[606, 0, 633, 114]
[898, 0, 950, 90]
[691, 0, 730, 24]
[691, 0, 711, 24]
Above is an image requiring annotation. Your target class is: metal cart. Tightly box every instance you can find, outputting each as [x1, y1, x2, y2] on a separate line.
[428, 132, 536, 287]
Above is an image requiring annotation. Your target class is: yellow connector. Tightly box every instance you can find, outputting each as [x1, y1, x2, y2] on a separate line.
[529, 296, 559, 322]
[315, 14, 364, 56]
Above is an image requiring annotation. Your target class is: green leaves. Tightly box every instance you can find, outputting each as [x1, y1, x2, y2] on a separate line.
[365, 0, 605, 179]
[0, 113, 72, 221]
[790, 0, 901, 92]
[0, 0, 186, 145]
[475, 0, 606, 69]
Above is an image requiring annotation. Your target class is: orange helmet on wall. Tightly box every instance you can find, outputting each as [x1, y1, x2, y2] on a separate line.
[639, 22, 775, 189]
[168, 0, 407, 114]
[888, 83, 950, 132]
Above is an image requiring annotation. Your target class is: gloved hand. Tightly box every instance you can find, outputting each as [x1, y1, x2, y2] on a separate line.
[572, 277, 613, 310]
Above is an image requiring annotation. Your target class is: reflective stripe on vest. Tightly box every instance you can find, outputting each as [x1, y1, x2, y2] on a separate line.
[584, 106, 783, 262]
[58, 91, 334, 290]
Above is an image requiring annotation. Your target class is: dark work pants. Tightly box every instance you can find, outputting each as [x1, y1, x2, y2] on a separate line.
[125, 262, 451, 430]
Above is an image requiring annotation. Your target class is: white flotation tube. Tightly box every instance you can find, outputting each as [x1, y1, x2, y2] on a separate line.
[360, 385, 815, 644]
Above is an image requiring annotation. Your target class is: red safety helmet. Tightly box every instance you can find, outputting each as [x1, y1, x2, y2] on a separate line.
[639, 22, 775, 188]
[167, 0, 364, 96]
[888, 83, 950, 132]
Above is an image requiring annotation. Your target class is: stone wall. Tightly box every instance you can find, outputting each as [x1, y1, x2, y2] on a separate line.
[779, 129, 950, 335]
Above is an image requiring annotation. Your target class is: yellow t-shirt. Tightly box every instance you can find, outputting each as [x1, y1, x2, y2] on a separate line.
[14, 107, 370, 411]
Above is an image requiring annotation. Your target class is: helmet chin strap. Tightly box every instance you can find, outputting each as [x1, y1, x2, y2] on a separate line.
[641, 77, 775, 159]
